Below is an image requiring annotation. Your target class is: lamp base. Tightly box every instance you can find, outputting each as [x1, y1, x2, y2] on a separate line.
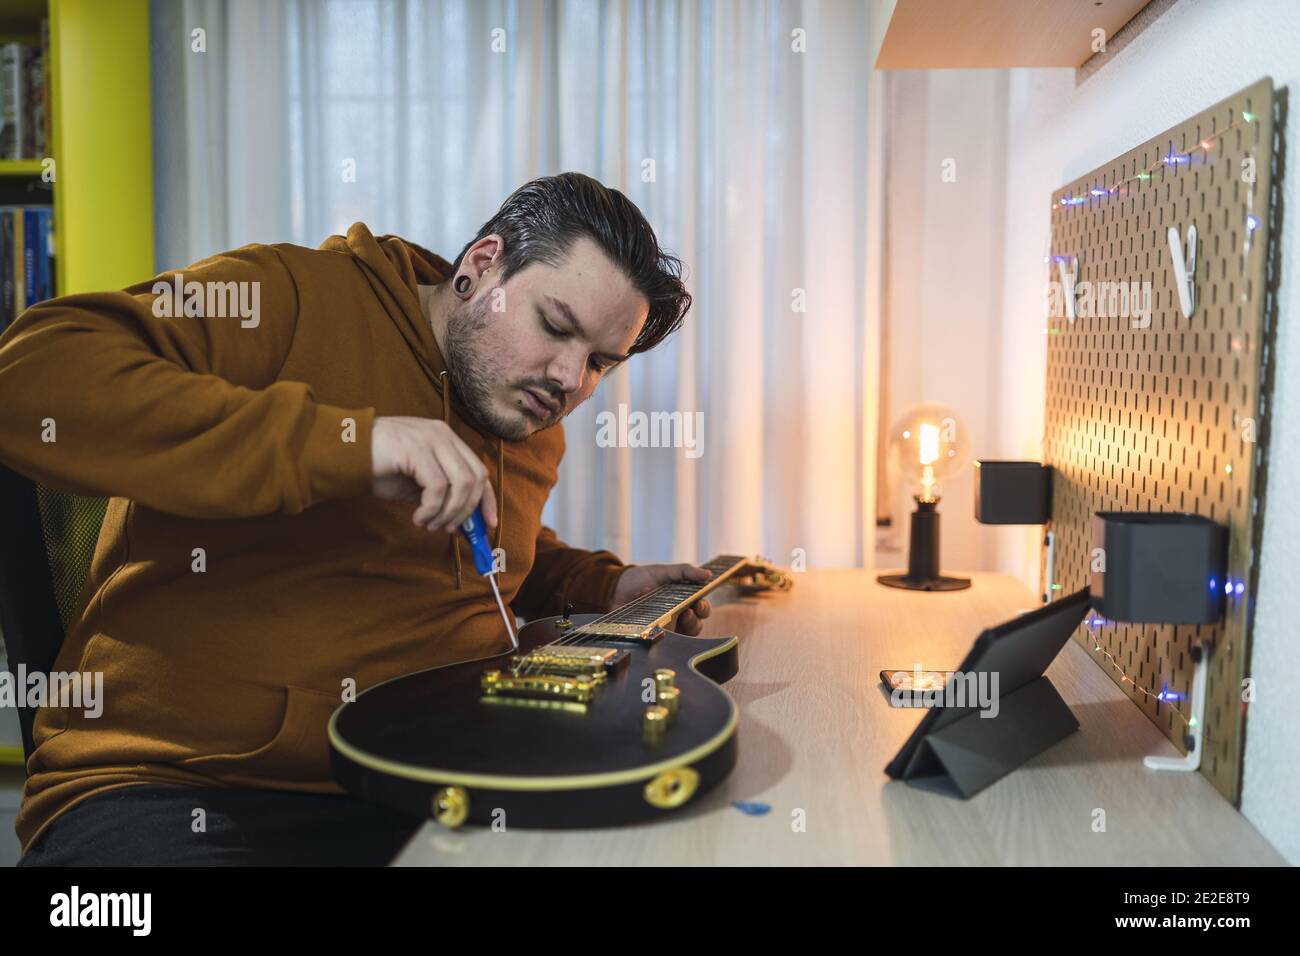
[877, 496, 971, 592]
[877, 572, 971, 592]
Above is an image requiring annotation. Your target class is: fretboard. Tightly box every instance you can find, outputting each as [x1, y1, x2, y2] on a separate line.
[599, 554, 747, 628]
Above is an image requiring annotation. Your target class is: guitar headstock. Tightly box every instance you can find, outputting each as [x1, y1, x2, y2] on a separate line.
[731, 555, 795, 593]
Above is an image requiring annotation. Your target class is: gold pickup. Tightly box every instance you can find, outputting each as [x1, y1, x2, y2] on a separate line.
[572, 622, 655, 640]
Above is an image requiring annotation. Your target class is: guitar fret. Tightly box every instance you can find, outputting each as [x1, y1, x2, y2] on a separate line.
[602, 556, 748, 625]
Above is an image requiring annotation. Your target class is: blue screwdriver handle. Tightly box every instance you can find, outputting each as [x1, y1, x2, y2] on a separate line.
[459, 507, 495, 576]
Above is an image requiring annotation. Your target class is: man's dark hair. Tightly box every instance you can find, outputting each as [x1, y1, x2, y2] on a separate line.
[451, 172, 692, 355]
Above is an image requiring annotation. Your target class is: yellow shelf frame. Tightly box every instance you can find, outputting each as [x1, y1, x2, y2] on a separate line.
[1, 0, 153, 769]
[0, 160, 46, 176]
[48, 0, 154, 294]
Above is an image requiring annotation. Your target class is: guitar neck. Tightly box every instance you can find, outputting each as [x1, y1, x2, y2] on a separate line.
[573, 555, 748, 640]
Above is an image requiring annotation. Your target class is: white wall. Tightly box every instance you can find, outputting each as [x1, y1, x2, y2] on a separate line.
[880, 69, 1009, 573]
[990, 0, 1300, 862]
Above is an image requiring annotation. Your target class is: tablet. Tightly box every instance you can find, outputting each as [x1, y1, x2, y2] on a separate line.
[884, 587, 1090, 779]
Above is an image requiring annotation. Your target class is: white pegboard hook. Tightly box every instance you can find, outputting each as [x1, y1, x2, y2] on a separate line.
[1144, 640, 1209, 773]
[1168, 223, 1197, 319]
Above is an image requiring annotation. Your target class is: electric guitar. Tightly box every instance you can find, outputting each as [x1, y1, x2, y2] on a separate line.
[329, 554, 792, 830]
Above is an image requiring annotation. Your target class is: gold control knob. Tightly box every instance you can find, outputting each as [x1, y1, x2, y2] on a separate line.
[657, 685, 681, 720]
[654, 668, 676, 694]
[432, 786, 470, 829]
[644, 767, 700, 809]
[643, 705, 670, 742]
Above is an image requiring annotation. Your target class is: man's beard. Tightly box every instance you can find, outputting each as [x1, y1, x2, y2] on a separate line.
[443, 295, 560, 442]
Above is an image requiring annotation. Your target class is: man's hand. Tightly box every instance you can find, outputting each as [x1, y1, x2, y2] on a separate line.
[371, 416, 498, 533]
[612, 564, 713, 636]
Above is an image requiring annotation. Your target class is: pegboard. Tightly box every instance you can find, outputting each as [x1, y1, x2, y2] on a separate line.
[1042, 78, 1281, 805]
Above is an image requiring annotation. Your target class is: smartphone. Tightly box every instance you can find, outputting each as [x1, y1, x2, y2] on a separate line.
[879, 668, 955, 694]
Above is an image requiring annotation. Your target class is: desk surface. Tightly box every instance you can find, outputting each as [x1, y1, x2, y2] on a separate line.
[394, 570, 1283, 865]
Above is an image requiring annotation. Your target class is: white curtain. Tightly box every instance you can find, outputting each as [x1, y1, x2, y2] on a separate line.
[151, 0, 883, 569]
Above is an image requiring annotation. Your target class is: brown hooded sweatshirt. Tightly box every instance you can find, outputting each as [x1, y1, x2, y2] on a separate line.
[0, 222, 628, 853]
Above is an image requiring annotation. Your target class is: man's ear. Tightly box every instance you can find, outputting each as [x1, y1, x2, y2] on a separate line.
[462, 234, 506, 282]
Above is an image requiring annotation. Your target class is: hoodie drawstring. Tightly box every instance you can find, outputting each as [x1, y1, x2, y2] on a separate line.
[440, 370, 505, 590]
[440, 372, 463, 589]
[496, 439, 505, 552]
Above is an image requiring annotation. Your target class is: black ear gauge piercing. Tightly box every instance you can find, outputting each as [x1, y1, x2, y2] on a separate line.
[454, 275, 471, 294]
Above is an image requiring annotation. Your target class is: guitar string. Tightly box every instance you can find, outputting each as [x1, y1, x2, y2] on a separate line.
[514, 558, 743, 678]
[523, 559, 734, 666]
[515, 573, 721, 678]
[555, 558, 737, 646]
[516, 574, 724, 678]
[556, 558, 732, 641]
[513, 574, 711, 677]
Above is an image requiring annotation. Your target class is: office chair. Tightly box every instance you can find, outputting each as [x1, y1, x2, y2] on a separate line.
[0, 463, 106, 765]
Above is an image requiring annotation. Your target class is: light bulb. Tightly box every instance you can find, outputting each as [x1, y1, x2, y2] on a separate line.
[887, 401, 970, 502]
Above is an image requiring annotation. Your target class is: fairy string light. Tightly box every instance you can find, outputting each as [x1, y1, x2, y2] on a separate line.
[1084, 612, 1195, 731]
[1051, 110, 1262, 275]
[1054, 110, 1255, 206]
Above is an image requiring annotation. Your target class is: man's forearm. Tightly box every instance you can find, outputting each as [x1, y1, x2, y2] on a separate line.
[0, 246, 374, 517]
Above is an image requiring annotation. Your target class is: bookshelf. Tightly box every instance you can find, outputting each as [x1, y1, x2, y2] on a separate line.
[0, 0, 153, 767]
[0, 160, 43, 176]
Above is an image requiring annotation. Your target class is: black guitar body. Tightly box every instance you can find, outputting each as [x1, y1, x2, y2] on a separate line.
[329, 613, 740, 829]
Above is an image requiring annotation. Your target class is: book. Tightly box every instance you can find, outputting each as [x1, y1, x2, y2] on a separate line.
[22, 208, 36, 308]
[0, 206, 54, 330]
[0, 212, 12, 332]
[24, 42, 44, 159]
[36, 206, 51, 302]
[0, 42, 21, 161]
[43, 206, 54, 302]
[41, 17, 49, 155]
[11, 209, 23, 313]
[0, 30, 51, 162]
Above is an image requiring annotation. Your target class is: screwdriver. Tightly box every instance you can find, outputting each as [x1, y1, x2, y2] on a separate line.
[459, 506, 518, 650]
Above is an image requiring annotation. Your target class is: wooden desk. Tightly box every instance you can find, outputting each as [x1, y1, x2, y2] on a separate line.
[393, 570, 1284, 865]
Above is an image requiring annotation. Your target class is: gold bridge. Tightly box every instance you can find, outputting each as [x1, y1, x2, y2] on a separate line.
[481, 670, 601, 703]
[480, 645, 627, 705]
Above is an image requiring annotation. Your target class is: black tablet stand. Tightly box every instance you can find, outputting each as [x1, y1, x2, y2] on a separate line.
[895, 677, 1077, 798]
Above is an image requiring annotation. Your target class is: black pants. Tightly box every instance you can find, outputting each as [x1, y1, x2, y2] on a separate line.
[16, 783, 424, 866]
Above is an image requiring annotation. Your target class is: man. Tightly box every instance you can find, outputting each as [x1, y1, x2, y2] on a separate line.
[0, 172, 713, 865]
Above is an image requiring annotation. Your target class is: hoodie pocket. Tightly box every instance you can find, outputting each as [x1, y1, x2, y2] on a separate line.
[25, 633, 102, 767]
[182, 684, 343, 784]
